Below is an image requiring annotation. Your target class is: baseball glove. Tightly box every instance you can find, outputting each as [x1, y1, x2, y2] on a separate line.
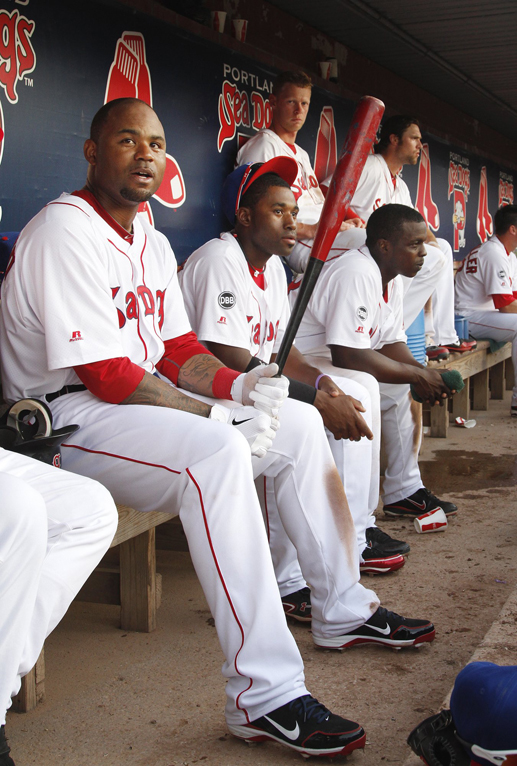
[407, 710, 470, 766]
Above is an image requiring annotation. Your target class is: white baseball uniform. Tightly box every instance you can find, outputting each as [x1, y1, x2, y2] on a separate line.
[455, 236, 517, 401]
[0, 192, 379, 726]
[0, 448, 117, 723]
[238, 131, 457, 344]
[180, 232, 375, 560]
[293, 246, 426, 505]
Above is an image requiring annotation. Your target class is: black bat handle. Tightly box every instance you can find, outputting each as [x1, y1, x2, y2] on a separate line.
[274, 258, 324, 376]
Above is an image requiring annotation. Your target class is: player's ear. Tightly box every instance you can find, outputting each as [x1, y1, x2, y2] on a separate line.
[236, 206, 252, 228]
[389, 133, 399, 148]
[84, 139, 97, 166]
[269, 94, 277, 109]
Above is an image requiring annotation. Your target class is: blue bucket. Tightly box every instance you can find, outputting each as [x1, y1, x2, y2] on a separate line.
[454, 314, 469, 340]
[406, 309, 426, 365]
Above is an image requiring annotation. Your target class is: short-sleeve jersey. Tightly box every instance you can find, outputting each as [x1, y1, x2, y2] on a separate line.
[455, 236, 517, 316]
[236, 129, 325, 224]
[0, 192, 191, 401]
[293, 246, 407, 359]
[324, 154, 414, 223]
[180, 232, 289, 361]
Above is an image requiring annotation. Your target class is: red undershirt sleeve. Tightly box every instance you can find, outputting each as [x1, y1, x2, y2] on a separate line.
[74, 357, 145, 403]
[492, 293, 516, 309]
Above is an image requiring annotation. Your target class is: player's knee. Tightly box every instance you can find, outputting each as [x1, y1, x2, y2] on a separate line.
[0, 473, 47, 558]
[76, 477, 118, 537]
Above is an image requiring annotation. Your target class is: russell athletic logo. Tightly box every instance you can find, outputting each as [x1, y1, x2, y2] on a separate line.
[104, 31, 186, 224]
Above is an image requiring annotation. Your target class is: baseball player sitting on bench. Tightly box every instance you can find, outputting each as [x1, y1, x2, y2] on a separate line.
[0, 448, 118, 766]
[236, 70, 461, 526]
[292, 203, 460, 520]
[455, 203, 517, 418]
[0, 98, 435, 759]
[180, 158, 410, 602]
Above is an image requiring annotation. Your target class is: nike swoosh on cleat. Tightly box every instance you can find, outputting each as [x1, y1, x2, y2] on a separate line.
[408, 500, 427, 510]
[263, 717, 301, 741]
[365, 623, 392, 636]
[231, 417, 253, 426]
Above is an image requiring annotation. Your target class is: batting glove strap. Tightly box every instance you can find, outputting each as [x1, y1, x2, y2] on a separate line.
[209, 404, 275, 458]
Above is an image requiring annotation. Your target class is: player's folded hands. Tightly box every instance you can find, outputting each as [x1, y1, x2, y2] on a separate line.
[231, 363, 289, 418]
[209, 404, 276, 458]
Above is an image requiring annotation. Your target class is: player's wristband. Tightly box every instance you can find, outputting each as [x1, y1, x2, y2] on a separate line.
[314, 373, 330, 390]
[287, 378, 317, 405]
[244, 357, 265, 372]
[212, 367, 241, 400]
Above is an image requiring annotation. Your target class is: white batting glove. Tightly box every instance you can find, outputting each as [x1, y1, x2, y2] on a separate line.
[231, 363, 289, 418]
[209, 404, 276, 459]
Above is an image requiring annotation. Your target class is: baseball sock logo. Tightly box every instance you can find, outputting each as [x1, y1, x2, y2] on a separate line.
[415, 144, 440, 231]
[314, 106, 337, 184]
[476, 166, 493, 244]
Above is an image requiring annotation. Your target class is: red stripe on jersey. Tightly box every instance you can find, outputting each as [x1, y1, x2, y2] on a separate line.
[62, 443, 181, 474]
[74, 357, 145, 403]
[72, 189, 135, 244]
[186, 466, 252, 722]
[492, 293, 516, 309]
[47, 201, 91, 217]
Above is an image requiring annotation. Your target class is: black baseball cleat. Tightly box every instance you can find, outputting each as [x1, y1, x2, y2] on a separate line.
[365, 526, 410, 556]
[383, 487, 458, 518]
[0, 726, 15, 766]
[282, 586, 312, 623]
[313, 606, 435, 650]
[228, 694, 366, 757]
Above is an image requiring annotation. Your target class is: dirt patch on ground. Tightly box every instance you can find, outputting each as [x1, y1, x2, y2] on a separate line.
[7, 396, 517, 766]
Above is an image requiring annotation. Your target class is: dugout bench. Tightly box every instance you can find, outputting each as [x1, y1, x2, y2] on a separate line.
[424, 340, 514, 437]
[12, 505, 181, 713]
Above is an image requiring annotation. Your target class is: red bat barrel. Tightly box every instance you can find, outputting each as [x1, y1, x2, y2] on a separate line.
[274, 95, 385, 375]
[311, 95, 385, 262]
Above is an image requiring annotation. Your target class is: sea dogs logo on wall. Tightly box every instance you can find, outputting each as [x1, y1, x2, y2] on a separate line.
[476, 166, 493, 244]
[499, 172, 514, 206]
[448, 153, 470, 253]
[0, 7, 36, 104]
[105, 32, 186, 225]
[314, 106, 337, 184]
[415, 144, 440, 231]
[217, 64, 273, 152]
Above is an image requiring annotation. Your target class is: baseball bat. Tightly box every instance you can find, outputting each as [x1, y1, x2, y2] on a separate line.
[274, 95, 385, 375]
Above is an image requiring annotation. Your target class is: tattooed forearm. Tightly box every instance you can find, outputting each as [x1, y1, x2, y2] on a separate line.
[177, 354, 226, 397]
[122, 370, 212, 417]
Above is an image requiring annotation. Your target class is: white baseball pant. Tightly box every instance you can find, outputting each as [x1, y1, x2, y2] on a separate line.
[260, 373, 375, 593]
[303, 358, 425, 506]
[402, 239, 459, 346]
[465, 311, 517, 401]
[48, 390, 378, 725]
[0, 449, 117, 723]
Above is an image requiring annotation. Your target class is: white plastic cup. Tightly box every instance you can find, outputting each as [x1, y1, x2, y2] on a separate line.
[319, 61, 331, 80]
[414, 508, 448, 534]
[327, 58, 338, 79]
[232, 19, 248, 42]
[211, 11, 227, 33]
